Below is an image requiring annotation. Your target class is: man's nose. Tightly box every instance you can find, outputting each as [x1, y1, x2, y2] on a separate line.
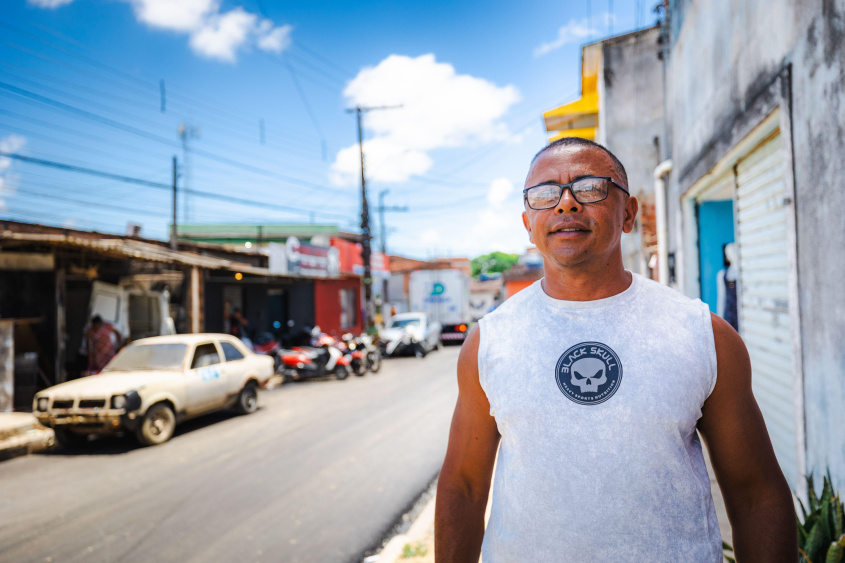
[555, 187, 582, 214]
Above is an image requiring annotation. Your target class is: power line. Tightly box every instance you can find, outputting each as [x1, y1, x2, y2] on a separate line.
[0, 81, 348, 196]
[0, 152, 353, 221]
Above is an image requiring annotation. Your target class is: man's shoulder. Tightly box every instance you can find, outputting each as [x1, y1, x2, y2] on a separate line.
[483, 282, 538, 322]
[635, 274, 701, 307]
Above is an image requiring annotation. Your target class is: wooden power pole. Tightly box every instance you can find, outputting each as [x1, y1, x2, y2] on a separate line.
[346, 105, 401, 327]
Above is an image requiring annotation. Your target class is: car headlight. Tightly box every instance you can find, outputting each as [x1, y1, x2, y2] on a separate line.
[111, 394, 127, 409]
[37, 397, 49, 411]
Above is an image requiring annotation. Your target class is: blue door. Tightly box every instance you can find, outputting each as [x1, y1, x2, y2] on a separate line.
[697, 200, 734, 313]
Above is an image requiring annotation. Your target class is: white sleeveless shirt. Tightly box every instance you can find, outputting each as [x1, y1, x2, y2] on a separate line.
[477, 273, 722, 562]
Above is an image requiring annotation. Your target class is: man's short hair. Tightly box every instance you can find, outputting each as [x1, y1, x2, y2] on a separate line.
[91, 315, 103, 325]
[532, 137, 629, 188]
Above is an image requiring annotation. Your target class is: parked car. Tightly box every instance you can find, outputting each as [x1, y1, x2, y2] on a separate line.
[379, 312, 442, 358]
[33, 334, 274, 447]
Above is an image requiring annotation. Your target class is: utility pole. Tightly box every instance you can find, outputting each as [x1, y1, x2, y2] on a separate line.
[178, 122, 200, 224]
[171, 155, 178, 250]
[345, 104, 401, 327]
[376, 189, 409, 255]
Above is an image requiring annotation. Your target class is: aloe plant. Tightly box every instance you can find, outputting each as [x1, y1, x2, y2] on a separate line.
[797, 472, 845, 563]
[721, 472, 845, 563]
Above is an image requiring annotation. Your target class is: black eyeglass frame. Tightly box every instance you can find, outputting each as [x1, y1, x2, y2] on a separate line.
[522, 176, 630, 210]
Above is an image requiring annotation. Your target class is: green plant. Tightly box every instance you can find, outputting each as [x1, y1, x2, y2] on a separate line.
[798, 472, 845, 563]
[722, 540, 735, 563]
[401, 541, 428, 558]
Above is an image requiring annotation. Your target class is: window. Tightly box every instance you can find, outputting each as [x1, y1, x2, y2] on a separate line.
[340, 288, 357, 328]
[220, 341, 245, 362]
[191, 343, 221, 369]
[104, 344, 187, 372]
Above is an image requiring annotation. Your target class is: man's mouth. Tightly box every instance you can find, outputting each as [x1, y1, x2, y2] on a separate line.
[550, 225, 590, 237]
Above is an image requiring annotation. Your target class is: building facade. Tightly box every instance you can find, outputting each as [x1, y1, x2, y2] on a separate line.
[543, 0, 845, 496]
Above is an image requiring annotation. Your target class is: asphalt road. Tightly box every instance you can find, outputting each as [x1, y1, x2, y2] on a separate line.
[0, 346, 461, 563]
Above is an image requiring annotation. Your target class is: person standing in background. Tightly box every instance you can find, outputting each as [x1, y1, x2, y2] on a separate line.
[85, 315, 122, 374]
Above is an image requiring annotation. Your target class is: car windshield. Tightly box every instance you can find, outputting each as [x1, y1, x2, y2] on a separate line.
[103, 343, 187, 372]
[390, 318, 421, 328]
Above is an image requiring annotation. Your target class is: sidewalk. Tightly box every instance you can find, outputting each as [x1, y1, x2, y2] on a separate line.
[373, 452, 733, 563]
[0, 412, 54, 462]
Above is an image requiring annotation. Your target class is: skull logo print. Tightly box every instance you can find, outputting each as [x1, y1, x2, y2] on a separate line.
[555, 342, 623, 405]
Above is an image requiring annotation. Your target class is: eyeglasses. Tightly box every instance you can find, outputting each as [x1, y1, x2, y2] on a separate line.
[523, 176, 630, 210]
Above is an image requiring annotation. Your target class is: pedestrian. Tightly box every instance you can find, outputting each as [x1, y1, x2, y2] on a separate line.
[229, 307, 248, 338]
[85, 314, 121, 375]
[435, 138, 796, 561]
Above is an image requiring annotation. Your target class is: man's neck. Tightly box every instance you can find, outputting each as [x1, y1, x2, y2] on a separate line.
[541, 255, 632, 302]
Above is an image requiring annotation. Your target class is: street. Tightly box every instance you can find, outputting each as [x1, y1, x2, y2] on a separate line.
[0, 347, 460, 563]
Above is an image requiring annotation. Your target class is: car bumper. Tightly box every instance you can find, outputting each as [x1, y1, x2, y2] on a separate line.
[35, 410, 139, 433]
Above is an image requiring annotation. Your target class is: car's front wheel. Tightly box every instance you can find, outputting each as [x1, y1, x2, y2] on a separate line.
[136, 403, 176, 446]
[235, 382, 259, 414]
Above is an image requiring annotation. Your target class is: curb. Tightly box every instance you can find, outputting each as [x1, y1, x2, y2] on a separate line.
[368, 494, 436, 563]
[0, 425, 55, 462]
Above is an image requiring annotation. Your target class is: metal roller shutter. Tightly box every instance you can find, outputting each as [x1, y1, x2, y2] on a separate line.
[734, 132, 798, 488]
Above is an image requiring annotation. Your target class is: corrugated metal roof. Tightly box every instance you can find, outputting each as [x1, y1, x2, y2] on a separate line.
[0, 231, 269, 274]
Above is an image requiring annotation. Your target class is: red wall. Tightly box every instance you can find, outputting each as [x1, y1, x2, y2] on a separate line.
[313, 277, 363, 336]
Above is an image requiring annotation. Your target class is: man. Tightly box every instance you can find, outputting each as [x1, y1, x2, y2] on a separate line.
[85, 315, 122, 374]
[435, 138, 796, 562]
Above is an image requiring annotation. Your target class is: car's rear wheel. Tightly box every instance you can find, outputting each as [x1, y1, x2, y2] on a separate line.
[54, 427, 89, 449]
[235, 382, 259, 414]
[334, 365, 350, 380]
[136, 403, 176, 446]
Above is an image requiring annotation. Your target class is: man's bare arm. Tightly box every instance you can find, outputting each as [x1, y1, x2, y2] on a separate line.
[698, 313, 796, 561]
[435, 326, 500, 562]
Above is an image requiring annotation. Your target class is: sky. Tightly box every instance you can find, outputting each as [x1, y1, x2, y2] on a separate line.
[0, 0, 657, 259]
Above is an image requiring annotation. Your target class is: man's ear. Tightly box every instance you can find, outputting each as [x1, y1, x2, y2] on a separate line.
[522, 210, 534, 243]
[622, 196, 638, 234]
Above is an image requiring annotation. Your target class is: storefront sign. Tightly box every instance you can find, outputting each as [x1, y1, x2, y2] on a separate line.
[286, 236, 340, 277]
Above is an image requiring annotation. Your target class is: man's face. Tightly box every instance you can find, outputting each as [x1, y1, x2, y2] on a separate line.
[521, 145, 638, 269]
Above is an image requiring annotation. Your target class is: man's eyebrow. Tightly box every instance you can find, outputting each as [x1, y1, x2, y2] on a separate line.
[527, 174, 598, 186]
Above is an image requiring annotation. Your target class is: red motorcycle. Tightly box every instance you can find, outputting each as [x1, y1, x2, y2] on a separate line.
[277, 330, 353, 381]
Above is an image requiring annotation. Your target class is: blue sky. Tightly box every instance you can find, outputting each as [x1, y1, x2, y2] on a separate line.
[0, 0, 656, 258]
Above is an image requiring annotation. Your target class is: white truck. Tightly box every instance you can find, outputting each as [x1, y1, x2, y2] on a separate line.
[409, 269, 471, 344]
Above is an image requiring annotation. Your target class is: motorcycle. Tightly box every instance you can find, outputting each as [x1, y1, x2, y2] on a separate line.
[253, 332, 282, 370]
[339, 333, 368, 377]
[359, 333, 381, 373]
[277, 329, 352, 381]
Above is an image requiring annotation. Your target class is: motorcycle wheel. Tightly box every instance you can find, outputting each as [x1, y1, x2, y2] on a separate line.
[334, 365, 350, 380]
[367, 350, 382, 373]
[352, 359, 367, 376]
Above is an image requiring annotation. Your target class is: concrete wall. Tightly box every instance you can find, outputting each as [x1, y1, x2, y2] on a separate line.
[599, 27, 665, 277]
[789, 0, 845, 487]
[665, 0, 845, 488]
[600, 27, 665, 196]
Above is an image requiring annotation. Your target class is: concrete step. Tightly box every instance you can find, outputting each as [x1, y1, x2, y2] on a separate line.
[0, 413, 55, 462]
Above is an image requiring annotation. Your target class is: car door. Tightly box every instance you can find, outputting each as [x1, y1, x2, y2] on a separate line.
[216, 339, 248, 399]
[185, 342, 227, 414]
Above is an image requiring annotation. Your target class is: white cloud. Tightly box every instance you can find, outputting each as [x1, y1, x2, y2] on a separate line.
[255, 21, 292, 53]
[32, 0, 292, 62]
[487, 177, 514, 205]
[188, 8, 256, 63]
[421, 229, 442, 245]
[0, 134, 27, 211]
[533, 14, 614, 57]
[127, 0, 217, 32]
[331, 54, 520, 186]
[27, 0, 74, 7]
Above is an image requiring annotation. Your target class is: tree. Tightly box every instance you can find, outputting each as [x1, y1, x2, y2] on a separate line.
[471, 251, 520, 278]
